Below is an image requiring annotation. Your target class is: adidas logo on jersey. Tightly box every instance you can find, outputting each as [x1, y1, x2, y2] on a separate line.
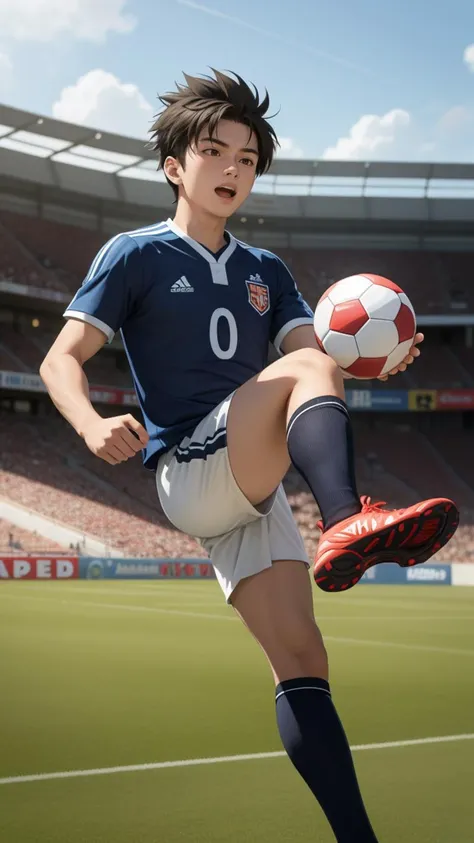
[170, 276, 194, 293]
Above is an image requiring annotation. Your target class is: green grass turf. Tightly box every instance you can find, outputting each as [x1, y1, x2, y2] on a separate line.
[0, 582, 473, 842]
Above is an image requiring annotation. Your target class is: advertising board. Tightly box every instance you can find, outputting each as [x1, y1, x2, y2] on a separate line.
[0, 557, 79, 579]
[361, 562, 451, 585]
[79, 558, 215, 580]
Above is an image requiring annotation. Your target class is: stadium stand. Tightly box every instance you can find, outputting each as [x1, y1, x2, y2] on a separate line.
[0, 216, 68, 293]
[1, 410, 473, 562]
[0, 411, 206, 559]
[0, 322, 134, 387]
[453, 341, 474, 377]
[0, 343, 24, 371]
[0, 210, 103, 292]
[427, 427, 474, 499]
[0, 517, 68, 554]
[2, 209, 474, 390]
[353, 420, 474, 508]
[82, 356, 133, 389]
[279, 248, 452, 314]
[437, 252, 474, 311]
[401, 337, 473, 388]
[1, 324, 44, 371]
[1, 208, 474, 319]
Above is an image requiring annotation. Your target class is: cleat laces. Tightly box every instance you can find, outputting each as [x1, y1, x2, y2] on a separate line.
[317, 497, 389, 533]
[359, 496, 387, 514]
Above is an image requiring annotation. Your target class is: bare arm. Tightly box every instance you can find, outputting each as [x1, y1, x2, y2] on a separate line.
[280, 324, 320, 355]
[39, 319, 106, 436]
[39, 319, 148, 464]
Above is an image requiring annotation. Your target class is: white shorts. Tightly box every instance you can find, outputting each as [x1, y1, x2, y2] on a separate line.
[156, 393, 309, 603]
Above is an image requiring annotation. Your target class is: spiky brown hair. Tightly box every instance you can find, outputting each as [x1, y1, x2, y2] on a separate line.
[149, 69, 278, 200]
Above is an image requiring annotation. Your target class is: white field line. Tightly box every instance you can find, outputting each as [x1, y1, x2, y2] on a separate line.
[1, 583, 217, 600]
[316, 595, 470, 611]
[1, 733, 473, 786]
[316, 616, 474, 622]
[2, 586, 473, 620]
[0, 593, 235, 622]
[2, 591, 473, 622]
[0, 584, 225, 607]
[3, 586, 473, 620]
[2, 593, 474, 651]
[3, 582, 471, 608]
[324, 635, 474, 657]
[6, 585, 469, 612]
[73, 599, 236, 622]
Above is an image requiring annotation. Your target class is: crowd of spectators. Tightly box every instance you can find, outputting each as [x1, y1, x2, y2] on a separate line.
[0, 517, 68, 554]
[1, 410, 473, 563]
[1, 324, 133, 388]
[0, 218, 69, 293]
[0, 411, 206, 559]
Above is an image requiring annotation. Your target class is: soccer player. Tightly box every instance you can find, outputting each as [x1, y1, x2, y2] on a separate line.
[40, 70, 459, 842]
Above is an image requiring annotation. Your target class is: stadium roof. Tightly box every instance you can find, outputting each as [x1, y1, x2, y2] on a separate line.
[1, 104, 474, 229]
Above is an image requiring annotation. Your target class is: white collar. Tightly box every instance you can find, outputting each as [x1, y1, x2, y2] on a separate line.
[166, 218, 237, 266]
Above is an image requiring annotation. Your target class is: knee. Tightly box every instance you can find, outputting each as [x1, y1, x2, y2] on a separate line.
[287, 347, 340, 383]
[279, 619, 329, 674]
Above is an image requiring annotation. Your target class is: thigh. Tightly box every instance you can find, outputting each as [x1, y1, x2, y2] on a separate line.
[226, 355, 295, 507]
[226, 347, 339, 506]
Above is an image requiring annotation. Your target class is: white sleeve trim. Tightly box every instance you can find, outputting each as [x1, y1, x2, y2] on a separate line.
[273, 318, 314, 355]
[63, 310, 115, 344]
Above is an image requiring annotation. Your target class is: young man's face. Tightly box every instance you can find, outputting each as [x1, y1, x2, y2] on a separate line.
[168, 119, 259, 218]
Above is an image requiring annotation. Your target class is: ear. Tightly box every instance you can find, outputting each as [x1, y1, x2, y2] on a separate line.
[164, 156, 182, 186]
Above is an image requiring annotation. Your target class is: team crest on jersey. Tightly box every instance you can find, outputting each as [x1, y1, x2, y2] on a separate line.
[245, 274, 270, 315]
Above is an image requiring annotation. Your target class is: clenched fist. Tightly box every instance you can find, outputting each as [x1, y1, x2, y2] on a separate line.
[82, 414, 149, 465]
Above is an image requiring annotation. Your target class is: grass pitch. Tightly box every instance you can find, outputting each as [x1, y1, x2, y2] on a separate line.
[0, 581, 473, 843]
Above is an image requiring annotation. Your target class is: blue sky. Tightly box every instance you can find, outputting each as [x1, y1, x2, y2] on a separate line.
[0, 0, 473, 161]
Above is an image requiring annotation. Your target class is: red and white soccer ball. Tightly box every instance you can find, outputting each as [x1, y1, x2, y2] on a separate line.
[314, 274, 417, 380]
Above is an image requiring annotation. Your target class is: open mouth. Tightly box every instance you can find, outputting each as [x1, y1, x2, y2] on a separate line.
[215, 186, 237, 199]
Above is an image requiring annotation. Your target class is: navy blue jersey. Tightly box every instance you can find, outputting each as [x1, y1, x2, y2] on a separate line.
[64, 218, 313, 470]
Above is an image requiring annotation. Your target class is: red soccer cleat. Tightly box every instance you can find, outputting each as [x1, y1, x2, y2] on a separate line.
[314, 496, 459, 592]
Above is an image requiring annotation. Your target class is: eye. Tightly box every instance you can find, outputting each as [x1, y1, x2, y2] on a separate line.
[203, 147, 219, 156]
[241, 157, 256, 167]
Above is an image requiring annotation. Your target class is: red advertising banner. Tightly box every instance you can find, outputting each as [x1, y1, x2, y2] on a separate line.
[0, 556, 79, 580]
[436, 390, 474, 410]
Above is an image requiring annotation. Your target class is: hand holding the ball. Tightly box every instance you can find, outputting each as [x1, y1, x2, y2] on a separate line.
[377, 332, 424, 381]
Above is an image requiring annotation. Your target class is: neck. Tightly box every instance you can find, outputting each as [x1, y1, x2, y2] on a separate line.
[172, 199, 228, 253]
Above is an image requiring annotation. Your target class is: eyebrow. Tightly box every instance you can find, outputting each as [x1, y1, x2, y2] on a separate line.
[199, 137, 259, 156]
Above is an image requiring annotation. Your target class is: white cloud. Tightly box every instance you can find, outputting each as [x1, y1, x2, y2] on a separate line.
[419, 141, 436, 156]
[52, 70, 154, 138]
[323, 109, 411, 160]
[437, 106, 472, 134]
[0, 50, 13, 92]
[0, 50, 12, 74]
[0, 0, 136, 43]
[430, 105, 474, 161]
[276, 137, 304, 158]
[463, 44, 474, 72]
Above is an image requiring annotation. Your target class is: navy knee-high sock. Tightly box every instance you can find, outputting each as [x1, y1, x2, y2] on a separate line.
[276, 677, 379, 843]
[287, 395, 361, 530]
